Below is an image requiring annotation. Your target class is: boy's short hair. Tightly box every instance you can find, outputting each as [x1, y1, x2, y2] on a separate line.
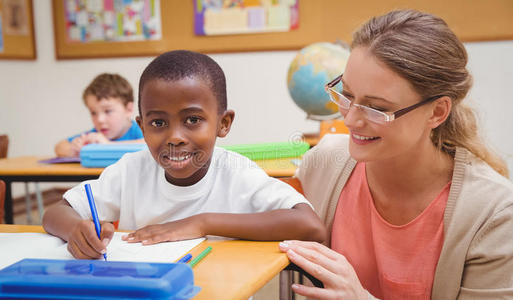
[138, 50, 227, 115]
[83, 73, 133, 106]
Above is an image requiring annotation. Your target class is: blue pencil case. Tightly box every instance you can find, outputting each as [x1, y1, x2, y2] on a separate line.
[0, 258, 200, 300]
[80, 143, 148, 168]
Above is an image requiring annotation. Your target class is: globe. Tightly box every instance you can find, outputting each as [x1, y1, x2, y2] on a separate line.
[287, 42, 350, 119]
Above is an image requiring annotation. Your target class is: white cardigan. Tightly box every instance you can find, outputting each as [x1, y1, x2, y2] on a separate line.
[296, 134, 513, 299]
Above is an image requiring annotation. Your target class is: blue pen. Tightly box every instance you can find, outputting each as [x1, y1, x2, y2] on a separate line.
[85, 183, 107, 261]
[177, 253, 192, 263]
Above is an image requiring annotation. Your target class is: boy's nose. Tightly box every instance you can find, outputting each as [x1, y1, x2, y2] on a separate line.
[96, 113, 107, 123]
[167, 130, 186, 146]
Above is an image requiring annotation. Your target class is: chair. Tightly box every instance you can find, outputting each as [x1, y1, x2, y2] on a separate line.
[0, 134, 44, 223]
[0, 135, 7, 158]
[0, 180, 5, 224]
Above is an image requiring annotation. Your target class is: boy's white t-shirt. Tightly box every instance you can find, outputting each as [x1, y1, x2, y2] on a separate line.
[64, 147, 311, 230]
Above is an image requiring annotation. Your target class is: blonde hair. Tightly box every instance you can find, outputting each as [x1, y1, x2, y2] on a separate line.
[351, 9, 508, 177]
[83, 73, 133, 106]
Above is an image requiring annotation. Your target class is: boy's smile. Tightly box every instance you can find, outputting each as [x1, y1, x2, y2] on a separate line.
[137, 77, 233, 186]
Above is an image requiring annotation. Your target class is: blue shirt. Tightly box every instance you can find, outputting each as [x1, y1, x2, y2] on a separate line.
[67, 120, 143, 142]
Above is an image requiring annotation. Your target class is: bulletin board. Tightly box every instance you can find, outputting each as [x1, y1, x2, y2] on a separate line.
[52, 0, 513, 59]
[0, 0, 36, 60]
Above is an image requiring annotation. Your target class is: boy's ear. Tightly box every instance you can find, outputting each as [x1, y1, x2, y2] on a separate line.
[217, 110, 235, 138]
[136, 116, 144, 134]
[428, 96, 452, 129]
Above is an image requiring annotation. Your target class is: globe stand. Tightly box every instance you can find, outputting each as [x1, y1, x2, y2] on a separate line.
[302, 114, 349, 147]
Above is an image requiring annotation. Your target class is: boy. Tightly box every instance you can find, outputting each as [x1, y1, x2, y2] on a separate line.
[54, 73, 144, 157]
[43, 50, 326, 259]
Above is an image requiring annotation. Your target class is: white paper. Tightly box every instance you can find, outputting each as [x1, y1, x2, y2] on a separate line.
[0, 232, 204, 270]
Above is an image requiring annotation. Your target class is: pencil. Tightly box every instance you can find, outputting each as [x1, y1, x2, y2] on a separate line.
[188, 246, 212, 268]
[84, 183, 107, 261]
[177, 253, 192, 263]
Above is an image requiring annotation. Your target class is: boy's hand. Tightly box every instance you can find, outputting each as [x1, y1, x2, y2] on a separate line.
[85, 132, 110, 144]
[121, 215, 205, 245]
[67, 220, 115, 259]
[70, 134, 87, 157]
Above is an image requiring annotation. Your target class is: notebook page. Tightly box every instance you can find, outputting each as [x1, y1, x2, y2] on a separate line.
[0, 232, 204, 269]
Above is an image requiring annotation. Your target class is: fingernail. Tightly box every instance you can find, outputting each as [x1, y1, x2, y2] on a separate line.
[142, 240, 148, 244]
[292, 284, 299, 290]
[287, 249, 296, 257]
[100, 249, 106, 254]
[121, 235, 127, 240]
[128, 237, 134, 241]
[102, 238, 110, 246]
[279, 242, 289, 248]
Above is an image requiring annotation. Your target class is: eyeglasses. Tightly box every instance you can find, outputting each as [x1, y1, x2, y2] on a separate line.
[325, 74, 442, 124]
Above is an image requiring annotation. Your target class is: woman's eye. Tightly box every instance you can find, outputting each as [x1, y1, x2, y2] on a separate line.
[185, 116, 201, 125]
[342, 92, 354, 99]
[150, 120, 166, 127]
[369, 105, 387, 112]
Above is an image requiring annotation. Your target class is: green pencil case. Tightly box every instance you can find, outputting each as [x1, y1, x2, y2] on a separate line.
[221, 141, 310, 160]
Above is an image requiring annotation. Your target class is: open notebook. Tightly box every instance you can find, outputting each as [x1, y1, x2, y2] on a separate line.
[0, 232, 204, 270]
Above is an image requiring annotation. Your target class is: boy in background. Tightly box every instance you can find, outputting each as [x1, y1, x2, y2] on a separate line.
[43, 50, 326, 259]
[55, 73, 144, 157]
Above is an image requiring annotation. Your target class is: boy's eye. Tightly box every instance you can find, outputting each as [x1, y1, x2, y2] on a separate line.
[105, 109, 112, 114]
[150, 120, 167, 128]
[91, 111, 97, 116]
[185, 116, 201, 125]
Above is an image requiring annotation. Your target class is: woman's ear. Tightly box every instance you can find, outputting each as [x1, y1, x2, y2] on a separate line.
[218, 110, 235, 138]
[428, 96, 452, 129]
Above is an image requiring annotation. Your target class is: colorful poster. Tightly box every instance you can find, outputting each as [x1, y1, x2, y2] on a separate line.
[3, 0, 29, 36]
[64, 0, 162, 43]
[194, 0, 299, 36]
[0, 15, 3, 53]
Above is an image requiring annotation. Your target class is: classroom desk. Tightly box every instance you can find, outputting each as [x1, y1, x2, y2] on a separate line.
[0, 156, 299, 224]
[0, 224, 290, 300]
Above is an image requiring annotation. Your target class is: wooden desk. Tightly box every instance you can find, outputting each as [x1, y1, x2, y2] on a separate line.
[0, 224, 289, 300]
[0, 156, 298, 223]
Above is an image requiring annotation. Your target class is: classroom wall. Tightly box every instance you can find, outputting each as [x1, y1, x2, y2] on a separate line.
[1, 1, 512, 199]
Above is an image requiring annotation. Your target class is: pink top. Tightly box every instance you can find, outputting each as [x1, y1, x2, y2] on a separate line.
[331, 163, 450, 299]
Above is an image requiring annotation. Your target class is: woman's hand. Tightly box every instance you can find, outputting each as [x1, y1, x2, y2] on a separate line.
[121, 215, 205, 245]
[279, 240, 368, 300]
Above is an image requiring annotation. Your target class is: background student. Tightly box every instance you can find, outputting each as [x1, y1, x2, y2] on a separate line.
[43, 50, 326, 259]
[54, 73, 144, 157]
[279, 9, 513, 299]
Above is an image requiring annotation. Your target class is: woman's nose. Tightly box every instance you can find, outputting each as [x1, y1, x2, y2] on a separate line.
[342, 106, 365, 129]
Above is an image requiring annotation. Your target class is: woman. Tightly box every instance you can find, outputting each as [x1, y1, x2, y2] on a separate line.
[280, 9, 513, 299]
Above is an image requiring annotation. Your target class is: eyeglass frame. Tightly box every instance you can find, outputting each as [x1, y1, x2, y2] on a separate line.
[325, 74, 443, 123]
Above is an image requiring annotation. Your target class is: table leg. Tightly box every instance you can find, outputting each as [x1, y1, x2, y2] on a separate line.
[279, 269, 295, 300]
[4, 180, 12, 224]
